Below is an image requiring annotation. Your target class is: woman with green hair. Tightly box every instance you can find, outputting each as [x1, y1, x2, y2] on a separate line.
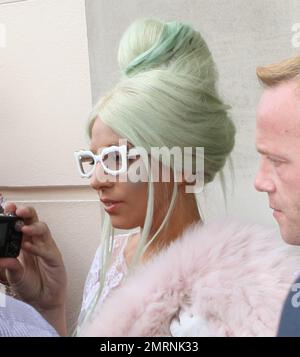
[1, 18, 299, 337]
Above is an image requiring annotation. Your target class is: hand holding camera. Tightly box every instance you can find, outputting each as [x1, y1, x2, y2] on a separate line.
[0, 213, 24, 258]
[0, 202, 67, 334]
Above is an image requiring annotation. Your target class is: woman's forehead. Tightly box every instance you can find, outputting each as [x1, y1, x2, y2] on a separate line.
[91, 117, 121, 145]
[90, 117, 133, 150]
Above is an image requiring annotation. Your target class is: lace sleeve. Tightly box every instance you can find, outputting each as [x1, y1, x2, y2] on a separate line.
[78, 233, 130, 325]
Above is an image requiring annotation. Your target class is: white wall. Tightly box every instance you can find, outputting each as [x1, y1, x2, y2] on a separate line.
[0, 0, 97, 332]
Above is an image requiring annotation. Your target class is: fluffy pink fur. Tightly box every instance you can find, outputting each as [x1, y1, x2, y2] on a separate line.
[83, 221, 300, 337]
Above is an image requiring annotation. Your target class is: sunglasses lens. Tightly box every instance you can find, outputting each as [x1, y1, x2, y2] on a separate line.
[102, 150, 123, 173]
[79, 154, 95, 176]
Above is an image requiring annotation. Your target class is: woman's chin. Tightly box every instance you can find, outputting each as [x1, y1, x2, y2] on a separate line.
[109, 217, 135, 230]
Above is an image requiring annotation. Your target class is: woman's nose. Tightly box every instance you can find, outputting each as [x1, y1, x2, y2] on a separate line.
[90, 163, 114, 190]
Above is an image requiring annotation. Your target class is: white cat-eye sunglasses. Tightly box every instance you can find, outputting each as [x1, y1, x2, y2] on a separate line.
[74, 145, 140, 178]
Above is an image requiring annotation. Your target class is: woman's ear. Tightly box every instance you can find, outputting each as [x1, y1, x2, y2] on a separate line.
[175, 171, 196, 187]
[179, 171, 204, 194]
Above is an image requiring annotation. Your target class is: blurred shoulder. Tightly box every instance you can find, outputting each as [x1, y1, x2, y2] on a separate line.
[0, 293, 59, 337]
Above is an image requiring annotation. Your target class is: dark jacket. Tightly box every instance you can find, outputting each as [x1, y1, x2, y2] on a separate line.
[277, 276, 300, 337]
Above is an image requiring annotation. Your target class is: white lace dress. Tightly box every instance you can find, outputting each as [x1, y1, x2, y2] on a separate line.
[78, 233, 209, 336]
[78, 233, 130, 327]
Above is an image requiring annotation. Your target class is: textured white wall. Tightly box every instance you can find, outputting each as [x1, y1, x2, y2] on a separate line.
[85, 0, 300, 231]
[0, 1, 27, 4]
[0, 0, 96, 332]
[0, 0, 93, 186]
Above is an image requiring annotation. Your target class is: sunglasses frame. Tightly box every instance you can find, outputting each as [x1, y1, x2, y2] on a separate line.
[74, 145, 140, 178]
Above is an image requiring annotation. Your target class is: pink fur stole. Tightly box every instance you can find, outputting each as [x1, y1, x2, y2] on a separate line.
[83, 221, 300, 336]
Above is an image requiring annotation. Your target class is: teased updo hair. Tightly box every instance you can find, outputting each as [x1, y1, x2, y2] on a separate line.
[89, 18, 235, 184]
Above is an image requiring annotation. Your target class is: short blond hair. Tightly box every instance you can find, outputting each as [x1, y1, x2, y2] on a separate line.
[256, 54, 300, 87]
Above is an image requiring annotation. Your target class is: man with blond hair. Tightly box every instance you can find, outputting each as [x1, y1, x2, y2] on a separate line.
[255, 54, 300, 336]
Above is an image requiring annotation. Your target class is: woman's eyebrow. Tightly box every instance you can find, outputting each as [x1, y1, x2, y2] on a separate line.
[89, 143, 132, 153]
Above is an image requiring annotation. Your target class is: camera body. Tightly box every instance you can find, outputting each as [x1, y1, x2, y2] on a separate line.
[0, 213, 23, 258]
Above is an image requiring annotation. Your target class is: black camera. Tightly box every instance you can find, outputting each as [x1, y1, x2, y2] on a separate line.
[0, 213, 24, 258]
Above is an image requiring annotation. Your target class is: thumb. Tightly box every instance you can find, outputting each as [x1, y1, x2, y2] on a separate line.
[0, 258, 24, 285]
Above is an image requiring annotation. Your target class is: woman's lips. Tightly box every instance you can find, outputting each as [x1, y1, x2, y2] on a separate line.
[100, 199, 123, 214]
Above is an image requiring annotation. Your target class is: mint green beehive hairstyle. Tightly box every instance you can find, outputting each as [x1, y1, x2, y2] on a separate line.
[77, 18, 235, 335]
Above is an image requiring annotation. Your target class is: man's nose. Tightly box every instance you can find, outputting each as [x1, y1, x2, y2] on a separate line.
[254, 161, 275, 193]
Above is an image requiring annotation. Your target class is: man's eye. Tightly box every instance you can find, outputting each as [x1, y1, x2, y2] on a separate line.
[268, 157, 282, 167]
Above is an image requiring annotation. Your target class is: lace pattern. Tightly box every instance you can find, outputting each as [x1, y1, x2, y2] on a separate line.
[78, 231, 193, 336]
[78, 233, 130, 324]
